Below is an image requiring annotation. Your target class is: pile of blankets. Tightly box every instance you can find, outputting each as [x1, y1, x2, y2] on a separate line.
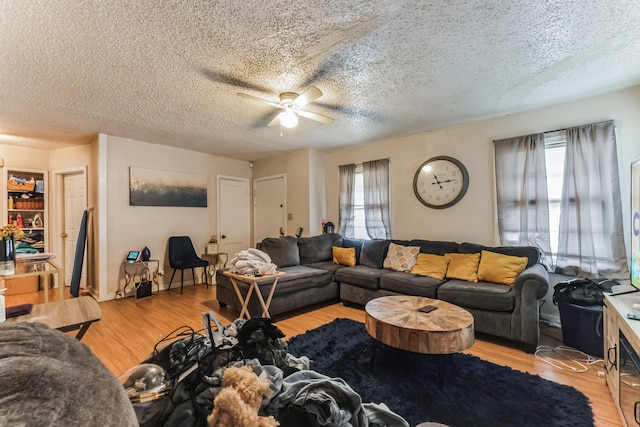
[229, 248, 277, 275]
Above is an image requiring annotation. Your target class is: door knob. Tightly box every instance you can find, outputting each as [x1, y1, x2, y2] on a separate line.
[221, 235, 226, 239]
[61, 232, 68, 238]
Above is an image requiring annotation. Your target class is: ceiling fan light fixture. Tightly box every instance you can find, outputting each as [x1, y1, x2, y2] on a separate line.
[280, 109, 298, 128]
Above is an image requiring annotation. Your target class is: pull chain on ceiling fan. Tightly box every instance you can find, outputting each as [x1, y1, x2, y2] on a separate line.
[237, 86, 334, 128]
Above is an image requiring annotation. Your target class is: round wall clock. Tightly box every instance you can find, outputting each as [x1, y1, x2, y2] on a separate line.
[413, 156, 469, 209]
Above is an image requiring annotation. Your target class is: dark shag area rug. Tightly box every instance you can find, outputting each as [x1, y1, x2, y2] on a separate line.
[286, 318, 594, 427]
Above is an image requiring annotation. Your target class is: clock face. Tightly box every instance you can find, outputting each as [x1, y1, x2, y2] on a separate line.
[413, 156, 469, 209]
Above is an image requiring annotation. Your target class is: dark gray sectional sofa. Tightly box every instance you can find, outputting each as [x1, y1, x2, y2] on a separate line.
[215, 233, 549, 352]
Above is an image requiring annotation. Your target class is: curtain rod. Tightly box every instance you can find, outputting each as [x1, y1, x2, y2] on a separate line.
[544, 119, 615, 135]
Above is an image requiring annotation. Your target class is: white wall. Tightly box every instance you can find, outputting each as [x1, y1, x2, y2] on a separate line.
[99, 134, 251, 299]
[308, 148, 327, 236]
[326, 85, 640, 250]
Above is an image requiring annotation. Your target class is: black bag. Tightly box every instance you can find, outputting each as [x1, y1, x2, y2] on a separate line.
[158, 312, 243, 427]
[552, 278, 618, 307]
[136, 267, 153, 299]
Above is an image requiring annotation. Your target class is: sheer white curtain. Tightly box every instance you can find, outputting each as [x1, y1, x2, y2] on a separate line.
[363, 159, 391, 239]
[494, 133, 552, 269]
[338, 163, 356, 238]
[556, 120, 629, 279]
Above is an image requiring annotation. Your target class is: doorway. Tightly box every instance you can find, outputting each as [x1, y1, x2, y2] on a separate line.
[217, 175, 251, 257]
[253, 174, 286, 243]
[52, 167, 88, 291]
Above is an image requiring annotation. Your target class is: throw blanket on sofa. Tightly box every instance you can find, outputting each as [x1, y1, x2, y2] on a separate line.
[229, 248, 277, 275]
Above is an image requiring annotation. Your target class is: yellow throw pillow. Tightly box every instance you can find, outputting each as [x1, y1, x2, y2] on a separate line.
[410, 253, 450, 279]
[383, 242, 420, 272]
[444, 253, 481, 282]
[332, 246, 356, 267]
[477, 250, 528, 286]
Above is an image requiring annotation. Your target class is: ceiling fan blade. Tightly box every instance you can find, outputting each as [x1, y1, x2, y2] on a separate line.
[238, 93, 282, 109]
[293, 86, 323, 108]
[297, 110, 334, 124]
[267, 113, 284, 127]
[200, 68, 271, 93]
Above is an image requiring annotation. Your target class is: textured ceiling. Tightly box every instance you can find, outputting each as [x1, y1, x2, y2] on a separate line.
[1, 1, 640, 161]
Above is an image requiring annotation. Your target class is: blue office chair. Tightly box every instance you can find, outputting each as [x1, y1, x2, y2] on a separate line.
[167, 236, 209, 294]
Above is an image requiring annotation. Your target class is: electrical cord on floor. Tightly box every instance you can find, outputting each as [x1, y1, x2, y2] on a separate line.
[534, 345, 604, 373]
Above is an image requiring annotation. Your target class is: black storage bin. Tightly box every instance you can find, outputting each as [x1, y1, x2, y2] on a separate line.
[557, 302, 603, 357]
[552, 277, 617, 358]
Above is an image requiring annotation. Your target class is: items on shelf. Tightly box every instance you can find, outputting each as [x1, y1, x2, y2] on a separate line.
[7, 175, 36, 192]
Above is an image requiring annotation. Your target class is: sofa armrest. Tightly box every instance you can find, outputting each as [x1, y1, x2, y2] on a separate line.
[511, 263, 549, 351]
[512, 264, 549, 300]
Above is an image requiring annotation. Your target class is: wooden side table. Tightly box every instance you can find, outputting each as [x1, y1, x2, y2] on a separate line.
[6, 296, 102, 340]
[365, 295, 474, 387]
[222, 271, 286, 319]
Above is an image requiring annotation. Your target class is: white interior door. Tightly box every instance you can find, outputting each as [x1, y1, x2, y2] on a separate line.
[61, 171, 87, 287]
[217, 175, 251, 258]
[254, 174, 286, 243]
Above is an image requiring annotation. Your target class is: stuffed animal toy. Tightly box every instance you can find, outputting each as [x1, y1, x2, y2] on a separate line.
[208, 366, 279, 427]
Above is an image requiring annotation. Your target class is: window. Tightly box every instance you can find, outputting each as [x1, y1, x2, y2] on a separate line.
[544, 130, 566, 266]
[352, 166, 369, 239]
[494, 120, 628, 279]
[338, 159, 391, 239]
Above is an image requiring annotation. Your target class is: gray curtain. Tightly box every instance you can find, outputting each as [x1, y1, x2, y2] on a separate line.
[338, 163, 356, 238]
[556, 120, 629, 279]
[363, 158, 391, 239]
[494, 133, 552, 269]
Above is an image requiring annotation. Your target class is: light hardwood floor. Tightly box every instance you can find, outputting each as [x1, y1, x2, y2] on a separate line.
[6, 285, 622, 427]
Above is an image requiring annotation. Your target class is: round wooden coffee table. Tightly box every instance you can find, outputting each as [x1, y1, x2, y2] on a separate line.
[365, 295, 474, 386]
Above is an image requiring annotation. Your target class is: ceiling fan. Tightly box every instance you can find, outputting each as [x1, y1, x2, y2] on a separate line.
[237, 86, 334, 128]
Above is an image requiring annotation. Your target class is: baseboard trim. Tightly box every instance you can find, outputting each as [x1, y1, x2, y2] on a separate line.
[542, 314, 561, 328]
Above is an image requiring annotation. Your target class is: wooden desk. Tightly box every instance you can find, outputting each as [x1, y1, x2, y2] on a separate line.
[222, 271, 286, 319]
[5, 296, 101, 340]
[0, 258, 63, 302]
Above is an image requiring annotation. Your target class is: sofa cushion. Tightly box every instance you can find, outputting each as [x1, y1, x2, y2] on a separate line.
[444, 253, 480, 282]
[458, 242, 541, 268]
[261, 265, 332, 292]
[333, 246, 356, 267]
[305, 260, 346, 281]
[383, 242, 420, 272]
[298, 234, 340, 264]
[437, 279, 515, 312]
[477, 250, 528, 285]
[410, 253, 450, 279]
[379, 271, 444, 298]
[259, 236, 300, 267]
[408, 239, 459, 255]
[341, 238, 364, 264]
[360, 240, 391, 269]
[335, 265, 392, 291]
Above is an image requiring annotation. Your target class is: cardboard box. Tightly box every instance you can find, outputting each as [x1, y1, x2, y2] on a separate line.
[4, 276, 40, 295]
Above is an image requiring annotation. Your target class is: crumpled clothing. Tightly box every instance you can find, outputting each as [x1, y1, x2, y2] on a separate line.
[266, 370, 367, 427]
[229, 248, 277, 275]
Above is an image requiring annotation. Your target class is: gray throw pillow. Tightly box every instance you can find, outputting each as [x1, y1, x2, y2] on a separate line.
[259, 236, 300, 267]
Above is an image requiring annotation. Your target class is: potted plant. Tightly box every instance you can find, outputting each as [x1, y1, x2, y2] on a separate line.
[0, 224, 25, 275]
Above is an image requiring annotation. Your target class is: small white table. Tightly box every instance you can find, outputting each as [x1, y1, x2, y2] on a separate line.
[201, 252, 228, 285]
[222, 271, 286, 319]
[116, 259, 160, 298]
